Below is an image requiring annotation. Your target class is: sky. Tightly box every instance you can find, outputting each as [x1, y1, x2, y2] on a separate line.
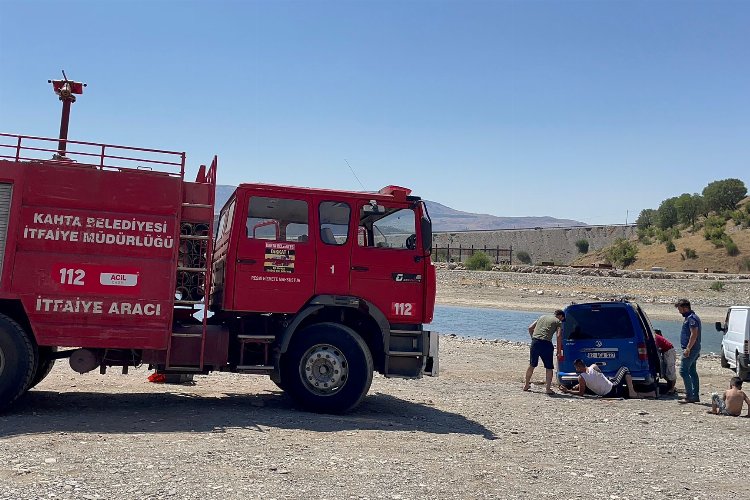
[1, 0, 748, 225]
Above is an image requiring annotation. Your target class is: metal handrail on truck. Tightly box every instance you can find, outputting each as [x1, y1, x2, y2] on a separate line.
[0, 132, 186, 178]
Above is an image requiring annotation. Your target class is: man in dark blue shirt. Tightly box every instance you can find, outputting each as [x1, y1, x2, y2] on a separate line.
[675, 298, 701, 403]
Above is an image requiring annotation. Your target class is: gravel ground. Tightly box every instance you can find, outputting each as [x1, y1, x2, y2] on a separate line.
[2, 336, 748, 500]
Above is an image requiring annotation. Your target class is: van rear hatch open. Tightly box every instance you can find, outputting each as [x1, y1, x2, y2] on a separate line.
[558, 302, 654, 384]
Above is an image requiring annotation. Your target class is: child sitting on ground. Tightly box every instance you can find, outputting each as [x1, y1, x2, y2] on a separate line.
[709, 377, 750, 417]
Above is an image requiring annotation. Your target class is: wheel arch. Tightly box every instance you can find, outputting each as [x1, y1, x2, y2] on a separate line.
[279, 296, 389, 372]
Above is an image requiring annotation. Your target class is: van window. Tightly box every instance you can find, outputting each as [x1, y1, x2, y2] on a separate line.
[728, 309, 748, 333]
[565, 307, 635, 340]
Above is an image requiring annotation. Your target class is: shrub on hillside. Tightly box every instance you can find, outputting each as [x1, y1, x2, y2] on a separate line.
[656, 227, 680, 242]
[465, 251, 493, 271]
[710, 281, 725, 292]
[726, 240, 740, 257]
[740, 257, 750, 272]
[516, 250, 532, 265]
[665, 240, 676, 253]
[683, 247, 698, 259]
[703, 215, 727, 243]
[575, 239, 589, 253]
[604, 238, 638, 267]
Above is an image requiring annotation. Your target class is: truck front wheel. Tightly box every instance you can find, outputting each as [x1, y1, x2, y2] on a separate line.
[0, 314, 37, 411]
[282, 322, 373, 413]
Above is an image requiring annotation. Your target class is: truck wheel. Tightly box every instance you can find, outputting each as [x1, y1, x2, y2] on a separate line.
[737, 353, 749, 381]
[720, 351, 730, 369]
[26, 346, 57, 391]
[0, 314, 37, 411]
[282, 322, 373, 413]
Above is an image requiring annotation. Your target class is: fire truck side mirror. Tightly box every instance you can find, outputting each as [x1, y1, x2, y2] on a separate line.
[421, 215, 432, 253]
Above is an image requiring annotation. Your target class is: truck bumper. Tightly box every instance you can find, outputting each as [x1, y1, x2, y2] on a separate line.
[424, 331, 439, 376]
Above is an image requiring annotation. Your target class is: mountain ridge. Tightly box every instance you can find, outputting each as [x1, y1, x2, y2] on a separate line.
[213, 185, 585, 231]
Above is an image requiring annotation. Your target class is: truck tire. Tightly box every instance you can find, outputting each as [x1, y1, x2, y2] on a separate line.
[0, 314, 37, 411]
[281, 322, 373, 413]
[737, 353, 749, 381]
[26, 346, 57, 391]
[720, 351, 730, 369]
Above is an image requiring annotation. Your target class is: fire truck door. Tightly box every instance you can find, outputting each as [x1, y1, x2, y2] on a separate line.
[314, 200, 353, 295]
[233, 194, 315, 313]
[350, 203, 424, 324]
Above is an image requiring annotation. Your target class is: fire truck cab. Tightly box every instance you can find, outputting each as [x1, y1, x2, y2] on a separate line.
[208, 183, 437, 412]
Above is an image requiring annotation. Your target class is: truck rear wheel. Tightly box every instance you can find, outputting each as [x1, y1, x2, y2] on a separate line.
[27, 346, 57, 391]
[0, 314, 37, 411]
[737, 353, 749, 381]
[282, 322, 373, 413]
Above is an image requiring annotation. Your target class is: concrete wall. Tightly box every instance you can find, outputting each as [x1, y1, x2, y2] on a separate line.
[432, 225, 637, 265]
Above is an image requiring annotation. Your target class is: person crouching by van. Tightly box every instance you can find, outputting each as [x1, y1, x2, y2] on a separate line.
[523, 309, 565, 395]
[559, 359, 656, 399]
[709, 377, 750, 417]
[654, 329, 677, 394]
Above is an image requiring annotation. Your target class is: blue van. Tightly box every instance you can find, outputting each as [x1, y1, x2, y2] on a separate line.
[557, 301, 662, 388]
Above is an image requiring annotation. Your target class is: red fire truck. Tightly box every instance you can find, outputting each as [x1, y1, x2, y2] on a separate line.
[0, 78, 437, 413]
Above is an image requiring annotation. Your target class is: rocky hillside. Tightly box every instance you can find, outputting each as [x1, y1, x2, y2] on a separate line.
[575, 221, 750, 274]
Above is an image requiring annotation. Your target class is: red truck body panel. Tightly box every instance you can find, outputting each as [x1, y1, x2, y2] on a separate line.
[0, 159, 182, 349]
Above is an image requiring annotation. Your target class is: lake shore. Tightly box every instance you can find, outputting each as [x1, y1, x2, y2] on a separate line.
[436, 268, 749, 322]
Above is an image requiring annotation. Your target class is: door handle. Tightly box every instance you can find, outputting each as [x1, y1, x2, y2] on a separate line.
[414, 255, 423, 262]
[351, 266, 369, 272]
[237, 258, 257, 264]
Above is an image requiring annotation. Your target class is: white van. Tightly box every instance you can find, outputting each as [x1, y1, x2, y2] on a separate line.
[715, 306, 750, 380]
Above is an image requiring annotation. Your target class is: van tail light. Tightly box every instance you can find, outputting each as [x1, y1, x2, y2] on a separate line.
[557, 347, 564, 362]
[638, 343, 648, 361]
[744, 340, 748, 356]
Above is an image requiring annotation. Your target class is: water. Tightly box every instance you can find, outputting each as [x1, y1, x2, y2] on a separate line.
[431, 305, 722, 354]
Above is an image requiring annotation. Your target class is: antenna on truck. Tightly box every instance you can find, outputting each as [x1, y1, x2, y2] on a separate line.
[344, 158, 367, 191]
[48, 70, 87, 159]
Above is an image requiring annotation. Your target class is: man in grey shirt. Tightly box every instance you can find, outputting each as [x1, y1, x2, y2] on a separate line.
[523, 309, 565, 395]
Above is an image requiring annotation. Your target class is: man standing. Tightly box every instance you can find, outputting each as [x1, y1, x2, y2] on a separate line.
[675, 298, 701, 403]
[523, 309, 565, 395]
[654, 329, 677, 394]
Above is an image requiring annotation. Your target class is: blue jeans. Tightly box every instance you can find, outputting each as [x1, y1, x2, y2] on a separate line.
[679, 347, 701, 400]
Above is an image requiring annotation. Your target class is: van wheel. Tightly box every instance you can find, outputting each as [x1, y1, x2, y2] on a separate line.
[720, 351, 730, 369]
[27, 346, 57, 390]
[736, 353, 749, 381]
[0, 314, 37, 411]
[282, 322, 373, 414]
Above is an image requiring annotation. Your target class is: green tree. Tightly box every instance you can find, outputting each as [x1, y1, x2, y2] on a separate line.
[674, 193, 704, 227]
[656, 197, 678, 229]
[702, 178, 747, 213]
[604, 238, 638, 267]
[636, 209, 656, 229]
[575, 239, 589, 253]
